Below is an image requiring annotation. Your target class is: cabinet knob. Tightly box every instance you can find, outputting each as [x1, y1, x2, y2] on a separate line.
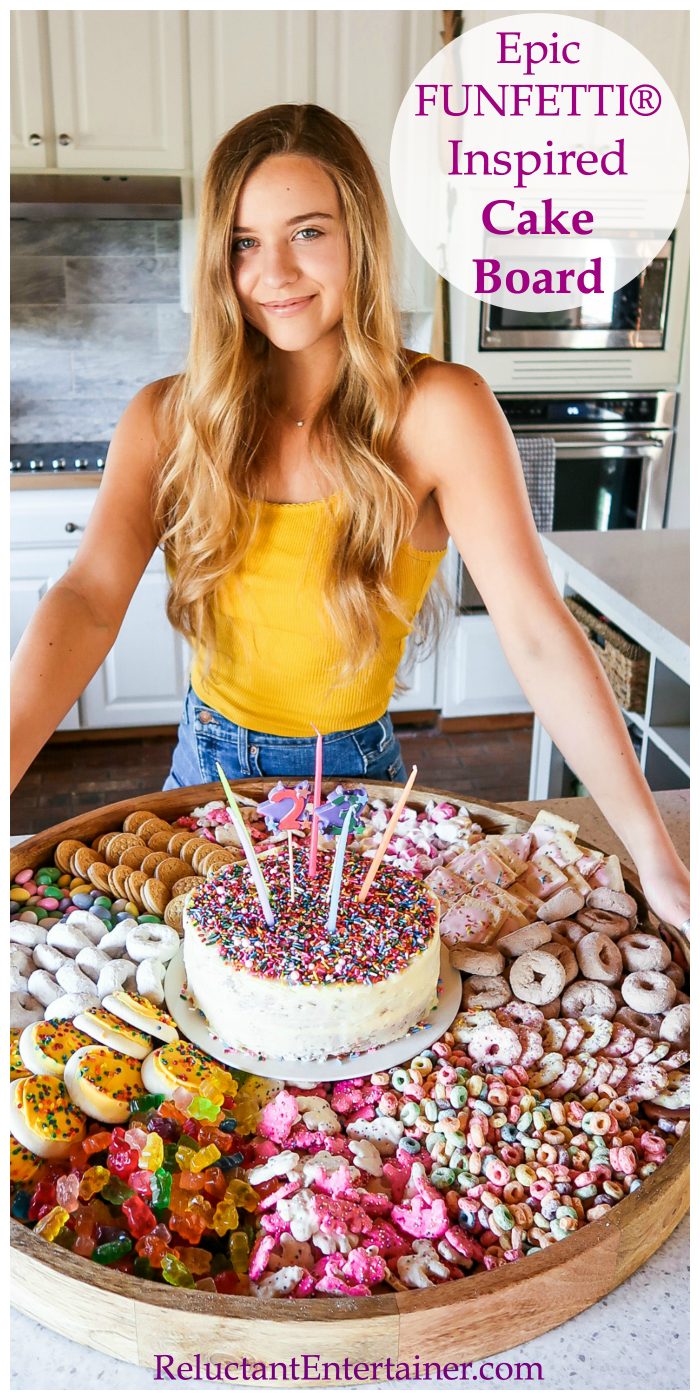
[28, 132, 44, 147]
[58, 133, 73, 146]
[64, 521, 84, 534]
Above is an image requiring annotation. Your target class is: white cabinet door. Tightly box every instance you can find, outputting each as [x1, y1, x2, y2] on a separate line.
[11, 10, 50, 169]
[314, 10, 439, 314]
[47, 10, 186, 170]
[10, 548, 80, 730]
[391, 652, 438, 712]
[440, 613, 531, 718]
[80, 556, 189, 728]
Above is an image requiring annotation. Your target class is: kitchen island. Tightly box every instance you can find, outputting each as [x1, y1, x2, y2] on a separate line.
[530, 529, 690, 800]
[10, 790, 689, 1391]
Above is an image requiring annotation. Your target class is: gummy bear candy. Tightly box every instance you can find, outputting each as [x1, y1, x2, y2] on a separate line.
[129, 1094, 165, 1114]
[161, 1253, 195, 1288]
[224, 1179, 259, 1211]
[175, 1245, 213, 1276]
[228, 1230, 250, 1272]
[169, 1210, 207, 1245]
[107, 1142, 139, 1181]
[101, 1175, 134, 1206]
[28, 1178, 57, 1222]
[189, 1143, 221, 1172]
[188, 1096, 219, 1122]
[202, 1166, 226, 1200]
[139, 1133, 164, 1173]
[122, 1194, 157, 1238]
[212, 1200, 238, 1235]
[93, 1234, 132, 1263]
[55, 1172, 80, 1214]
[151, 1168, 172, 1211]
[34, 1207, 69, 1242]
[82, 1131, 112, 1157]
[78, 1166, 110, 1201]
[127, 1169, 153, 1198]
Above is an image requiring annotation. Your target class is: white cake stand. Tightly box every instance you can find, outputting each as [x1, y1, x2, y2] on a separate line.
[163, 946, 461, 1083]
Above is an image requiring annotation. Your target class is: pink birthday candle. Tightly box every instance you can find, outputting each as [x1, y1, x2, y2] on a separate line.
[308, 723, 323, 878]
[356, 766, 418, 903]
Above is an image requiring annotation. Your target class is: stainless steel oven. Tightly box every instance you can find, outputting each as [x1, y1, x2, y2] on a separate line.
[479, 240, 673, 352]
[456, 390, 677, 613]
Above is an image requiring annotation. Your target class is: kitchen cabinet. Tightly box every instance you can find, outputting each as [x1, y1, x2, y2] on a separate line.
[11, 10, 187, 172]
[10, 547, 81, 731]
[10, 488, 189, 732]
[437, 544, 530, 718]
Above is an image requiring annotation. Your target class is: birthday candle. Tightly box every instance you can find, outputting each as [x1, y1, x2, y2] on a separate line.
[287, 830, 296, 903]
[325, 801, 356, 934]
[356, 766, 418, 903]
[308, 724, 323, 878]
[215, 763, 275, 928]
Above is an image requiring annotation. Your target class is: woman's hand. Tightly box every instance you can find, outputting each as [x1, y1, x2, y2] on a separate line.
[636, 848, 690, 933]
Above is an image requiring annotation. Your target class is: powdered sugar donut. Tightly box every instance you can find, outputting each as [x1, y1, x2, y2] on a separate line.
[585, 888, 637, 920]
[561, 980, 617, 1019]
[659, 1003, 690, 1047]
[575, 932, 623, 985]
[125, 922, 179, 965]
[509, 950, 566, 1005]
[621, 970, 676, 1014]
[460, 975, 511, 1011]
[619, 932, 672, 973]
[575, 908, 629, 939]
[614, 1006, 663, 1038]
[541, 940, 578, 984]
[10, 991, 44, 1030]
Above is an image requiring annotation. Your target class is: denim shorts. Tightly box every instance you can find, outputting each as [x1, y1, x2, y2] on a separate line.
[163, 685, 408, 788]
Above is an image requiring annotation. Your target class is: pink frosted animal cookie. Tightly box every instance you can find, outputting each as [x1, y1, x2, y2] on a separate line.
[258, 1090, 301, 1144]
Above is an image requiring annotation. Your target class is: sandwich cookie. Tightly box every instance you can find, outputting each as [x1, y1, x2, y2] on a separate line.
[102, 989, 179, 1043]
[141, 1040, 235, 1101]
[10, 1133, 43, 1185]
[64, 1045, 144, 1125]
[73, 1006, 153, 1059]
[18, 1018, 93, 1078]
[10, 1074, 87, 1160]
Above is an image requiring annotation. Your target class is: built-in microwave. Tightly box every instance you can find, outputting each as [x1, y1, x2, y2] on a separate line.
[448, 201, 689, 391]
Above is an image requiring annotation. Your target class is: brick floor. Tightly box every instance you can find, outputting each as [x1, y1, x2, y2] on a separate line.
[10, 720, 533, 835]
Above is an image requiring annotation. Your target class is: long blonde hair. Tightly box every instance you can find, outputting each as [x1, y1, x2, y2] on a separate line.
[153, 103, 449, 692]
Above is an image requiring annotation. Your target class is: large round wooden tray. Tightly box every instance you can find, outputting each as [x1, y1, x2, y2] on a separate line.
[10, 783, 690, 1381]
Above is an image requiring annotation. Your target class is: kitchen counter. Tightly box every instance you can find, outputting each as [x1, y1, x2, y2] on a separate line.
[11, 473, 103, 490]
[541, 529, 690, 681]
[10, 791, 689, 1390]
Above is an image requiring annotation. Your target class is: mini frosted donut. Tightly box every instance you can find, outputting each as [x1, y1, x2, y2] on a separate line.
[10, 992, 44, 1030]
[56, 962, 99, 996]
[32, 944, 69, 974]
[497, 922, 551, 958]
[509, 950, 566, 1006]
[460, 975, 511, 1011]
[541, 940, 578, 985]
[541, 1018, 567, 1052]
[560, 980, 617, 1019]
[560, 1019, 586, 1054]
[575, 908, 630, 940]
[65, 909, 108, 944]
[75, 945, 112, 981]
[125, 922, 179, 965]
[47, 925, 92, 956]
[618, 933, 672, 974]
[27, 969, 61, 1008]
[549, 1057, 585, 1098]
[10, 921, 47, 949]
[515, 1026, 544, 1067]
[43, 991, 100, 1022]
[10, 1074, 86, 1159]
[649, 1070, 690, 1111]
[64, 1044, 144, 1125]
[18, 1018, 93, 1078]
[659, 1003, 690, 1046]
[537, 887, 585, 922]
[102, 989, 179, 1043]
[529, 1053, 565, 1088]
[577, 1014, 614, 1055]
[621, 1062, 669, 1102]
[500, 1000, 544, 1031]
[135, 957, 166, 1005]
[585, 888, 638, 920]
[621, 970, 676, 1014]
[97, 958, 137, 1000]
[450, 945, 505, 976]
[466, 1023, 523, 1068]
[575, 932, 623, 986]
[74, 1006, 154, 1060]
[10, 945, 34, 979]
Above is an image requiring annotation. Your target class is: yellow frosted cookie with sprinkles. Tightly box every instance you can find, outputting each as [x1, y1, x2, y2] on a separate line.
[10, 1031, 25, 1080]
[141, 1040, 236, 1100]
[64, 1045, 144, 1125]
[10, 1075, 87, 1160]
[102, 989, 179, 1043]
[18, 1018, 94, 1079]
[73, 1006, 153, 1060]
[10, 1133, 43, 1185]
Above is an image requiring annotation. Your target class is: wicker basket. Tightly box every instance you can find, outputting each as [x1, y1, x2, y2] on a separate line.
[565, 595, 650, 712]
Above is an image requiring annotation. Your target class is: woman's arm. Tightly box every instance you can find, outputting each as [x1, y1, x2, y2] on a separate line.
[10, 381, 167, 791]
[411, 363, 690, 928]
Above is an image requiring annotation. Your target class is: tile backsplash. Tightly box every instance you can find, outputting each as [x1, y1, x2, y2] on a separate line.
[10, 219, 190, 441]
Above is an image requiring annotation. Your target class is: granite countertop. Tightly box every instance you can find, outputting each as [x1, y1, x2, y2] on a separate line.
[11, 791, 690, 1390]
[541, 529, 690, 680]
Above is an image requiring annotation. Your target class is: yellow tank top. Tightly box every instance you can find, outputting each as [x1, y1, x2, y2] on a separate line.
[190, 353, 447, 737]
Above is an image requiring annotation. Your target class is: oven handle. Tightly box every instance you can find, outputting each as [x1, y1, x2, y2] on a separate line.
[551, 439, 666, 454]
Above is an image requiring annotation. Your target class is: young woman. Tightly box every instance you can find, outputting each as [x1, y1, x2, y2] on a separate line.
[10, 103, 689, 930]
